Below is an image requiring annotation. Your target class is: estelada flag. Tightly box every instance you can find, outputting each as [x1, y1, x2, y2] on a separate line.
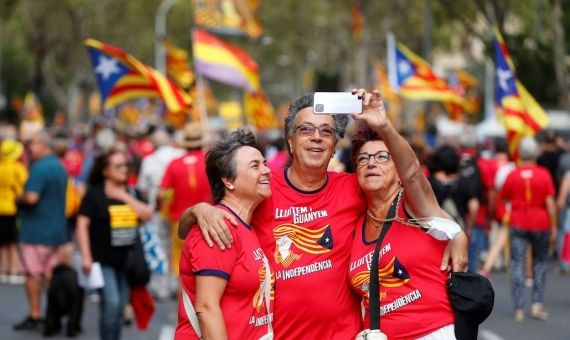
[494, 28, 549, 161]
[446, 69, 481, 121]
[165, 40, 194, 89]
[84, 38, 192, 118]
[388, 38, 464, 105]
[192, 29, 260, 92]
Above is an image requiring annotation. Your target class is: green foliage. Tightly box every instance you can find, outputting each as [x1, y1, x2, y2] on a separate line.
[0, 0, 567, 120]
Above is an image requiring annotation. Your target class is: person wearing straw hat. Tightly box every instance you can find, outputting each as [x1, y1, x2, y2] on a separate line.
[0, 139, 27, 284]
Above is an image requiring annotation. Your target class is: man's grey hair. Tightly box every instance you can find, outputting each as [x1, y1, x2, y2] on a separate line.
[519, 137, 539, 161]
[33, 130, 53, 148]
[283, 93, 348, 154]
[151, 128, 170, 148]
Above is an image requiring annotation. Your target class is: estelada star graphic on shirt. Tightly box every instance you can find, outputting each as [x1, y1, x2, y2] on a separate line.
[273, 223, 333, 268]
[351, 256, 411, 295]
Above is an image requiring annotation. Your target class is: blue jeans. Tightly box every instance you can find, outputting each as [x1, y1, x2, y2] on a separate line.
[558, 209, 570, 270]
[509, 227, 549, 310]
[99, 265, 129, 340]
[468, 225, 488, 272]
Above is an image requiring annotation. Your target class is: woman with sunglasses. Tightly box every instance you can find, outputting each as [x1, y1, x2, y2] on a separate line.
[348, 89, 465, 339]
[76, 146, 152, 340]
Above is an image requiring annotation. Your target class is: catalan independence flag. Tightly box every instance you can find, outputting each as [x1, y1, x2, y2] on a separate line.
[388, 37, 464, 105]
[84, 38, 192, 114]
[494, 29, 549, 161]
[192, 29, 260, 92]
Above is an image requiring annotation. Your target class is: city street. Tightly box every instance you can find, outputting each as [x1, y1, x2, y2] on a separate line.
[0, 263, 568, 339]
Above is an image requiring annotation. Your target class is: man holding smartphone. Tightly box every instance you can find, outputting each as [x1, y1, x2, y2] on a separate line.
[178, 90, 468, 339]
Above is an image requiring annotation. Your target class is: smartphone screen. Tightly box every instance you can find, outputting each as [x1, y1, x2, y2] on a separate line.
[313, 92, 363, 115]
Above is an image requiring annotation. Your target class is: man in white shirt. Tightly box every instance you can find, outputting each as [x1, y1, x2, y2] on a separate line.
[137, 127, 183, 299]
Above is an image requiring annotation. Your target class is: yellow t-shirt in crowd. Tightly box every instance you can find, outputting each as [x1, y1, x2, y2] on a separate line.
[0, 160, 28, 215]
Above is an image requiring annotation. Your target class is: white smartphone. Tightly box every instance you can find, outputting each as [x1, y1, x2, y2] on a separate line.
[313, 92, 363, 115]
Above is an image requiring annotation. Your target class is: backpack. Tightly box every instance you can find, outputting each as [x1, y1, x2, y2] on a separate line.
[435, 178, 466, 230]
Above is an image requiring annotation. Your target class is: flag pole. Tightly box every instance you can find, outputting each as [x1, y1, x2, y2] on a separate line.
[155, 0, 180, 74]
[196, 74, 209, 130]
[386, 32, 398, 92]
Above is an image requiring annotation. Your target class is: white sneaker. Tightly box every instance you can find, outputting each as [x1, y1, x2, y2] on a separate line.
[0, 274, 9, 284]
[89, 292, 101, 303]
[531, 304, 549, 320]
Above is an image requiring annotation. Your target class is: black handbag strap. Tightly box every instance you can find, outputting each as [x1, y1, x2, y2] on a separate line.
[369, 196, 399, 330]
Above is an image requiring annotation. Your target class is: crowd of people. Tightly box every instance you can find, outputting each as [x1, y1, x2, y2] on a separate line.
[0, 89, 568, 339]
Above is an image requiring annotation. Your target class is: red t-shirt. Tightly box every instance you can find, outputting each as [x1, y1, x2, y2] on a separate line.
[253, 169, 365, 340]
[348, 203, 454, 339]
[475, 157, 498, 227]
[501, 164, 555, 231]
[160, 150, 211, 220]
[62, 149, 84, 178]
[176, 205, 274, 340]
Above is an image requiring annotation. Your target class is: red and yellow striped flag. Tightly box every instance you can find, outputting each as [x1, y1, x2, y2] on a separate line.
[165, 40, 194, 89]
[84, 38, 192, 124]
[494, 28, 549, 161]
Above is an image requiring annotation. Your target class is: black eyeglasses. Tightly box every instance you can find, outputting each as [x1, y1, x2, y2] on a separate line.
[110, 163, 128, 170]
[355, 150, 391, 167]
[294, 123, 336, 138]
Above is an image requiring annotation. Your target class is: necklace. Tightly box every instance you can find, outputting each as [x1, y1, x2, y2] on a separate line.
[366, 189, 422, 229]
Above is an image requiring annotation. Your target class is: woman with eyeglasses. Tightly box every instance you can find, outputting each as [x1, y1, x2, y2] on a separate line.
[76, 146, 152, 340]
[348, 89, 465, 339]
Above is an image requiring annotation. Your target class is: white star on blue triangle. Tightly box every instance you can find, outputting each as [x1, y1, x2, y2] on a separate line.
[494, 40, 517, 103]
[395, 47, 416, 86]
[87, 48, 131, 101]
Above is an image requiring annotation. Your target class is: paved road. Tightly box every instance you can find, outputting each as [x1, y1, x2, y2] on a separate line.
[477, 263, 570, 340]
[1, 264, 568, 339]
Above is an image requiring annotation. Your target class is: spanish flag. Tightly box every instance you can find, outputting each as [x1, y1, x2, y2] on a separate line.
[494, 28, 549, 161]
[192, 29, 260, 92]
[84, 38, 192, 116]
[387, 35, 464, 105]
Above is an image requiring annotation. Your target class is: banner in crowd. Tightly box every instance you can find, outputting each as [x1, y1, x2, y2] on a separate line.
[351, 0, 364, 41]
[20, 92, 44, 124]
[192, 0, 263, 39]
[165, 40, 195, 89]
[446, 69, 481, 120]
[494, 28, 549, 161]
[387, 34, 464, 105]
[219, 100, 244, 130]
[244, 90, 278, 129]
[84, 38, 192, 120]
[192, 29, 260, 92]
